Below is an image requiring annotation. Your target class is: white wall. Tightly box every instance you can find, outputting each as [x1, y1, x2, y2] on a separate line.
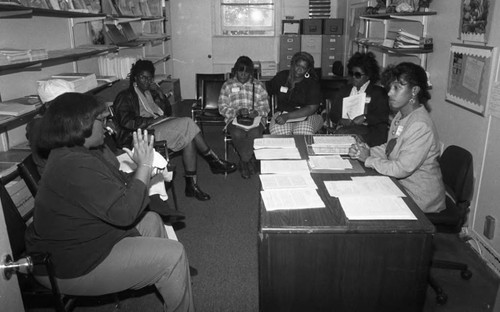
[427, 0, 500, 271]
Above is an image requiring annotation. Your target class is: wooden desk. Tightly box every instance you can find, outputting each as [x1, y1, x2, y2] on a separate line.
[258, 136, 435, 312]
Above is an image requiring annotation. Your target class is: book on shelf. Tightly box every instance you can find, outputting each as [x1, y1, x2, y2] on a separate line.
[0, 102, 38, 117]
[39, 72, 98, 93]
[0, 48, 48, 65]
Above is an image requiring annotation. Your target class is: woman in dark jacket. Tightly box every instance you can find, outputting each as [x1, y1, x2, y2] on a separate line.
[114, 60, 236, 201]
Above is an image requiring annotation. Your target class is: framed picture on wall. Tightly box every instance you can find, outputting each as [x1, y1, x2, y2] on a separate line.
[459, 0, 495, 43]
[446, 43, 498, 116]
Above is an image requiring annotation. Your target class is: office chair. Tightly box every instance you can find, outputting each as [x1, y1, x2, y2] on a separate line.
[426, 145, 474, 304]
[0, 167, 75, 312]
[17, 154, 40, 198]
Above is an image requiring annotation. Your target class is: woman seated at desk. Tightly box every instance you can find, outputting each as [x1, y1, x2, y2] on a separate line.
[113, 60, 237, 201]
[266, 51, 323, 135]
[25, 93, 194, 311]
[349, 62, 445, 213]
[329, 52, 390, 147]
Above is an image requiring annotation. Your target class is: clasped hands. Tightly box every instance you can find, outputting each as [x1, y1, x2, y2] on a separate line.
[348, 140, 370, 162]
[274, 112, 289, 125]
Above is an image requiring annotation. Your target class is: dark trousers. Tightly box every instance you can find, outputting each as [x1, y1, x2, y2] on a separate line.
[227, 123, 265, 161]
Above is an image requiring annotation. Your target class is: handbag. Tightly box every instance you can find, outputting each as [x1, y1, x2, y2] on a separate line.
[235, 83, 256, 126]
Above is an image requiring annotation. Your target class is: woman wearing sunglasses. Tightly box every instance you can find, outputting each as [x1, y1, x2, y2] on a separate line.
[329, 52, 390, 147]
[348, 62, 445, 213]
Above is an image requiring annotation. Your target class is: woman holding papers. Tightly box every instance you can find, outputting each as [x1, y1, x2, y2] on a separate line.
[26, 93, 194, 311]
[329, 52, 390, 147]
[266, 51, 323, 135]
[218, 56, 269, 179]
[349, 62, 445, 213]
[114, 60, 237, 201]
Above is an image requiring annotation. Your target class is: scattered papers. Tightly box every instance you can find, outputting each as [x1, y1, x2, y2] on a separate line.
[342, 93, 366, 119]
[261, 188, 325, 211]
[254, 137, 296, 149]
[260, 160, 310, 174]
[308, 155, 352, 170]
[324, 177, 405, 198]
[339, 196, 416, 220]
[259, 173, 317, 190]
[254, 148, 301, 160]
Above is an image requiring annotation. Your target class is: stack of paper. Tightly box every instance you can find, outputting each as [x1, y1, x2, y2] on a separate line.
[308, 135, 356, 155]
[260, 160, 310, 174]
[308, 155, 353, 170]
[394, 29, 433, 50]
[38, 73, 98, 93]
[324, 176, 415, 220]
[0, 48, 48, 65]
[0, 102, 37, 116]
[261, 188, 325, 211]
[254, 137, 300, 160]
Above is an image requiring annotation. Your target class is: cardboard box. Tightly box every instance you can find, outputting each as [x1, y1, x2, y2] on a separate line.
[301, 19, 323, 35]
[323, 18, 344, 35]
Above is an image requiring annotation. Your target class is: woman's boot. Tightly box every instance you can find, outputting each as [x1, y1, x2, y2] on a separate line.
[185, 176, 210, 201]
[203, 150, 237, 174]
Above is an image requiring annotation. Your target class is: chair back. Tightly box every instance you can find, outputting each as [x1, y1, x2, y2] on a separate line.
[196, 73, 226, 102]
[0, 169, 29, 260]
[202, 79, 225, 113]
[427, 145, 474, 233]
[17, 154, 41, 197]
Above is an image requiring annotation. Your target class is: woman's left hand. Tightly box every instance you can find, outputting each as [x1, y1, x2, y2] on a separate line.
[123, 129, 155, 167]
[275, 113, 289, 125]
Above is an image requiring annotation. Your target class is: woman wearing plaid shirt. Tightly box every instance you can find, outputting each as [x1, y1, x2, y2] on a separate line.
[219, 56, 269, 179]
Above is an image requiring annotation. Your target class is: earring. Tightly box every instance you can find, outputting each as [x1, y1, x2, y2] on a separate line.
[304, 72, 310, 79]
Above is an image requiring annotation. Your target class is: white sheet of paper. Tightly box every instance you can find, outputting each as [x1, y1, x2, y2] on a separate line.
[259, 173, 317, 190]
[254, 137, 296, 149]
[260, 160, 310, 174]
[254, 148, 301, 160]
[261, 188, 325, 211]
[350, 176, 406, 197]
[324, 178, 404, 198]
[308, 155, 352, 170]
[339, 196, 416, 220]
[342, 93, 366, 119]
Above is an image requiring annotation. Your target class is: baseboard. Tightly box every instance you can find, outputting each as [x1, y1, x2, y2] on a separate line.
[468, 229, 500, 277]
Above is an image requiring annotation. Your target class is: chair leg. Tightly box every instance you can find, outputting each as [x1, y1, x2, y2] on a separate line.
[170, 181, 179, 211]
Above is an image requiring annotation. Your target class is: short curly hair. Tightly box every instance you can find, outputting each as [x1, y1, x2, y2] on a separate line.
[347, 52, 381, 83]
[129, 59, 156, 89]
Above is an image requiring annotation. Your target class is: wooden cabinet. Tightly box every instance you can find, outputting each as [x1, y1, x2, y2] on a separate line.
[357, 11, 436, 69]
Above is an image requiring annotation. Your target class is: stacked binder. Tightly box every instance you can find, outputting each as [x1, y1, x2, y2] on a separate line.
[394, 29, 433, 50]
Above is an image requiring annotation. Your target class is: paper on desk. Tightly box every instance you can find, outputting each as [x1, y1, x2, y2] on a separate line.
[254, 137, 296, 149]
[261, 188, 325, 211]
[260, 160, 310, 174]
[342, 93, 366, 119]
[351, 176, 406, 197]
[254, 148, 301, 160]
[312, 135, 356, 145]
[308, 155, 352, 170]
[339, 196, 416, 220]
[259, 173, 317, 190]
[324, 179, 405, 198]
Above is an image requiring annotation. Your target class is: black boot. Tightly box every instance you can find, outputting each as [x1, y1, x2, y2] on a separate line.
[204, 150, 237, 174]
[185, 176, 210, 201]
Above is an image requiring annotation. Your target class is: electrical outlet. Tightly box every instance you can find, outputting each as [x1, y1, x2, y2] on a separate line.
[484, 216, 495, 240]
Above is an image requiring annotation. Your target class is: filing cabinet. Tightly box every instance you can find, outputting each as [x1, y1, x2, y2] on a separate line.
[279, 35, 301, 71]
[301, 35, 322, 68]
[321, 35, 345, 78]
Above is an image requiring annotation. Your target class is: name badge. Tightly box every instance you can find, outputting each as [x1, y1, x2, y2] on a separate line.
[231, 87, 240, 93]
[365, 96, 371, 103]
[280, 86, 288, 93]
[395, 125, 404, 136]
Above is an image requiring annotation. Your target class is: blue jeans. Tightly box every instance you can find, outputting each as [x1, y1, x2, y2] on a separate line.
[36, 212, 194, 312]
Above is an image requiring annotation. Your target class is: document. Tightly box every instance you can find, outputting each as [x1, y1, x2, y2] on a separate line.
[254, 148, 301, 160]
[350, 176, 406, 197]
[259, 173, 317, 190]
[260, 160, 310, 174]
[307, 135, 356, 155]
[324, 179, 405, 198]
[261, 188, 325, 211]
[342, 93, 366, 119]
[254, 137, 296, 149]
[308, 155, 353, 170]
[339, 196, 416, 220]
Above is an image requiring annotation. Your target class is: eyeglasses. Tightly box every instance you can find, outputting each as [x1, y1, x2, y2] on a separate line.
[349, 71, 366, 79]
[138, 75, 154, 82]
[96, 116, 112, 126]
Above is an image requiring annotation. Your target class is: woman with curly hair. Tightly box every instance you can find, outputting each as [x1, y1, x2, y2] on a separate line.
[266, 51, 323, 135]
[329, 52, 390, 147]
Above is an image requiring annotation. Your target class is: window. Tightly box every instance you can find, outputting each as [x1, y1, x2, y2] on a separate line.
[219, 0, 275, 36]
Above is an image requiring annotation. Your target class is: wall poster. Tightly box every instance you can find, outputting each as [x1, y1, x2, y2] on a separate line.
[460, 0, 494, 43]
[446, 43, 498, 116]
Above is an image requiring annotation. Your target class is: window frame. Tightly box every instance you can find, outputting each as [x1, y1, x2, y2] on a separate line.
[215, 0, 277, 37]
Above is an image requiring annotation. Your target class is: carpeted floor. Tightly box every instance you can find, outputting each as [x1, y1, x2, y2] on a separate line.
[21, 101, 500, 312]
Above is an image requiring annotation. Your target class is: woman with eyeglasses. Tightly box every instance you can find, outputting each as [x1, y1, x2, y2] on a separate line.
[266, 51, 324, 135]
[26, 93, 194, 311]
[114, 60, 237, 201]
[348, 62, 445, 213]
[329, 52, 390, 147]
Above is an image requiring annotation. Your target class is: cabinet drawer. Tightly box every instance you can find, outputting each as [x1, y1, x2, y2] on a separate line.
[301, 35, 322, 53]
